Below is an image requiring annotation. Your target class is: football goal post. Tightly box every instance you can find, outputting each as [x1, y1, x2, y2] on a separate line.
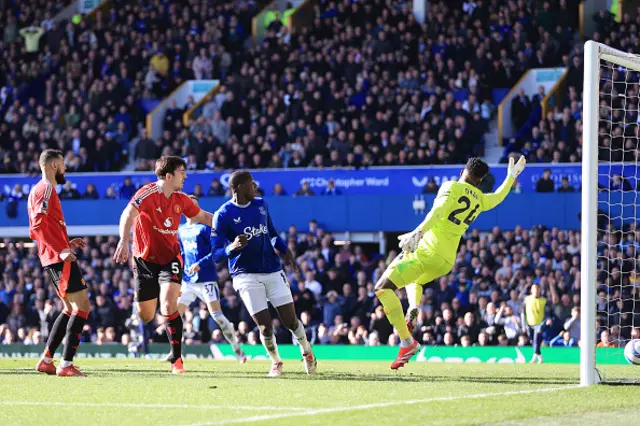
[581, 40, 640, 386]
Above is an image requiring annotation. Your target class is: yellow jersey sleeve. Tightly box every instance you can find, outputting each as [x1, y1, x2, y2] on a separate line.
[480, 175, 515, 212]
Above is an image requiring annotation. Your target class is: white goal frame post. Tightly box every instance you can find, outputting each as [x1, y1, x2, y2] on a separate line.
[581, 40, 640, 386]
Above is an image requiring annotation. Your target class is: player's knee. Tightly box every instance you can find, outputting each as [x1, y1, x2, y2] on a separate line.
[258, 323, 273, 337]
[282, 317, 298, 331]
[161, 300, 177, 316]
[139, 311, 155, 324]
[374, 277, 395, 292]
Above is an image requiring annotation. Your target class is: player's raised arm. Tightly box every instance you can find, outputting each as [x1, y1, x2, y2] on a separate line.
[482, 155, 526, 211]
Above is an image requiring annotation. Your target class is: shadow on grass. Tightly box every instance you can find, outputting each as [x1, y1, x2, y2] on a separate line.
[0, 369, 576, 385]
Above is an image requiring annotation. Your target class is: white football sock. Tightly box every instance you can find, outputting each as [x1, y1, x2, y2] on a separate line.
[260, 333, 281, 363]
[291, 319, 312, 354]
[400, 337, 415, 348]
[60, 360, 73, 368]
[212, 311, 240, 352]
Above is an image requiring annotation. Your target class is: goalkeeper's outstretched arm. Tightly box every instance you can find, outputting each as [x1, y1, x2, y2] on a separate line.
[482, 155, 526, 211]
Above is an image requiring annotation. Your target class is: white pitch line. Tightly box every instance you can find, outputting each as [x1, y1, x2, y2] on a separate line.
[182, 385, 581, 426]
[0, 401, 308, 411]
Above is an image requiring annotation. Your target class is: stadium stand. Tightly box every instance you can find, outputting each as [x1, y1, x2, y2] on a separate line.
[2, 0, 585, 177]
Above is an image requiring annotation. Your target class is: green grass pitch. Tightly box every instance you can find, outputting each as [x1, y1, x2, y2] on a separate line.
[1, 359, 639, 425]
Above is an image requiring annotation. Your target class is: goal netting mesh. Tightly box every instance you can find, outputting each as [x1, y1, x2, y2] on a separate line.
[592, 46, 640, 383]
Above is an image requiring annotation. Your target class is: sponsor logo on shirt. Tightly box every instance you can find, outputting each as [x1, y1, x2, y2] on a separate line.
[164, 217, 174, 228]
[156, 207, 162, 213]
[243, 224, 268, 240]
[233, 217, 242, 224]
[152, 226, 178, 235]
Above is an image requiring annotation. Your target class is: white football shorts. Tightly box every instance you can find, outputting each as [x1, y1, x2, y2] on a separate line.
[232, 271, 293, 316]
[179, 281, 220, 305]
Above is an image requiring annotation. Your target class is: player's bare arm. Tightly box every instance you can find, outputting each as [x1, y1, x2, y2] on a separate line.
[114, 203, 139, 264]
[190, 208, 215, 228]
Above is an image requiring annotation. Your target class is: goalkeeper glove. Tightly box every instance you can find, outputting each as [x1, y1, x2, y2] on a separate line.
[508, 155, 526, 178]
[398, 229, 423, 253]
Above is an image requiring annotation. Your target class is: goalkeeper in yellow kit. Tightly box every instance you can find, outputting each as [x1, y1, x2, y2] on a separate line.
[375, 156, 527, 369]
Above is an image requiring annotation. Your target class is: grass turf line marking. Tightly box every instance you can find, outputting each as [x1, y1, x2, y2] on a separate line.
[183, 385, 581, 426]
[0, 401, 308, 411]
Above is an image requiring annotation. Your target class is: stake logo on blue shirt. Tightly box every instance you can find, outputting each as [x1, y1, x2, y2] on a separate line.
[212, 198, 287, 277]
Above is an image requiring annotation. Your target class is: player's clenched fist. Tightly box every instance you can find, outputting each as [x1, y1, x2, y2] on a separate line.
[113, 240, 130, 264]
[228, 235, 248, 252]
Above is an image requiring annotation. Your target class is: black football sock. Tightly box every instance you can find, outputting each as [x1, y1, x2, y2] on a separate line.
[43, 310, 71, 359]
[62, 310, 89, 362]
[165, 310, 183, 363]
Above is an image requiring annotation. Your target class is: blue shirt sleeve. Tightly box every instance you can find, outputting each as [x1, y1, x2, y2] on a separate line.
[265, 201, 287, 254]
[211, 210, 232, 263]
[196, 226, 214, 266]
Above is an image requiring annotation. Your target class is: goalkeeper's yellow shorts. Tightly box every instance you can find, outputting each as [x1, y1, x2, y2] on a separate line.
[385, 249, 452, 289]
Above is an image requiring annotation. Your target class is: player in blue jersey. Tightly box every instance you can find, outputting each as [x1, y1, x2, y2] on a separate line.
[167, 195, 246, 363]
[211, 171, 317, 377]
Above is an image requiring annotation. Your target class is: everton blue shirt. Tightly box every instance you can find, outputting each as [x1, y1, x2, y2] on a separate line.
[212, 198, 287, 277]
[178, 223, 218, 284]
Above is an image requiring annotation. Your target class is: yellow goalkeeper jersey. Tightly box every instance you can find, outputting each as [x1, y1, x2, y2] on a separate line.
[420, 176, 514, 263]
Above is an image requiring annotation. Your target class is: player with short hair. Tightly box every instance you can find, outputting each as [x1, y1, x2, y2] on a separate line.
[113, 156, 215, 374]
[30, 149, 91, 377]
[166, 194, 246, 363]
[211, 171, 317, 377]
[376, 156, 526, 369]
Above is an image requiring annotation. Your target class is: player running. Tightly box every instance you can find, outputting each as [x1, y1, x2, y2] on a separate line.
[113, 156, 215, 374]
[163, 194, 246, 363]
[376, 156, 526, 369]
[30, 149, 91, 377]
[211, 171, 317, 377]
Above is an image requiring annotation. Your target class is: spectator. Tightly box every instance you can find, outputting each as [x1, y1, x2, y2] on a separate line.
[83, 183, 100, 200]
[207, 179, 225, 197]
[512, 88, 532, 131]
[563, 307, 581, 343]
[321, 179, 342, 196]
[59, 182, 81, 200]
[610, 174, 633, 191]
[536, 169, 555, 192]
[119, 178, 136, 200]
[557, 176, 575, 193]
[273, 183, 287, 196]
[104, 187, 118, 200]
[422, 178, 440, 194]
[295, 182, 315, 197]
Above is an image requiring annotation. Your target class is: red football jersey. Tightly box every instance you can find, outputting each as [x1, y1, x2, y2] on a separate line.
[27, 180, 70, 267]
[130, 182, 199, 265]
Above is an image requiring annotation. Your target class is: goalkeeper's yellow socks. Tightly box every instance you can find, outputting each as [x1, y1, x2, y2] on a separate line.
[376, 289, 412, 341]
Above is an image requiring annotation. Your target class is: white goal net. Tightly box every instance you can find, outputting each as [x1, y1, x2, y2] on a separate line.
[582, 41, 640, 385]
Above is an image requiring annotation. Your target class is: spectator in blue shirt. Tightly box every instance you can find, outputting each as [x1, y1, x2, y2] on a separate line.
[119, 177, 136, 200]
[322, 179, 342, 195]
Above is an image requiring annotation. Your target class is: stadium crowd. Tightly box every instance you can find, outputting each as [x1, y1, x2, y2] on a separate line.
[1, 0, 258, 174]
[1, 0, 588, 178]
[2, 222, 637, 351]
